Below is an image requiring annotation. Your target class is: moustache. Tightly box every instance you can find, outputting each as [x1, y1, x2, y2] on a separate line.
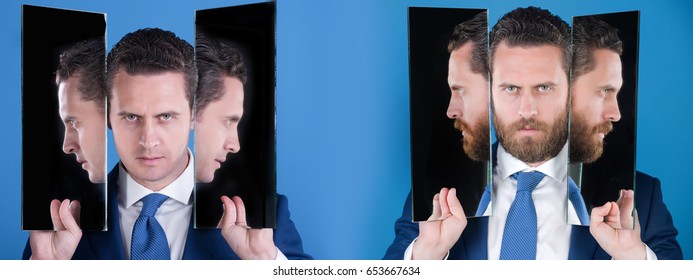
[594, 121, 613, 136]
[508, 118, 549, 133]
[454, 120, 469, 134]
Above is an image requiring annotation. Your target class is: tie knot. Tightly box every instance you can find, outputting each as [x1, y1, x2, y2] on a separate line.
[140, 193, 168, 217]
[512, 171, 545, 192]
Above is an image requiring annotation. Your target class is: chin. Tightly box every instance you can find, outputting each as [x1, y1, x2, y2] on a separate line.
[196, 170, 214, 183]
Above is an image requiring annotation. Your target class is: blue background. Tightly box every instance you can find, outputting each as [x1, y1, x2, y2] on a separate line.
[1, 0, 691, 259]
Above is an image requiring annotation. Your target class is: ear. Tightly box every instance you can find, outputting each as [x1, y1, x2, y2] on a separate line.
[189, 107, 195, 131]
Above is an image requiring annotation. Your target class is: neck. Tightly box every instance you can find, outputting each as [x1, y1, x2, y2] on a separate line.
[124, 151, 191, 192]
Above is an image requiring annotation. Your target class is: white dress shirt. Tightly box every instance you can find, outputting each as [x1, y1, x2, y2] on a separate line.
[117, 150, 287, 260]
[404, 143, 656, 260]
[485, 143, 576, 259]
[118, 151, 195, 260]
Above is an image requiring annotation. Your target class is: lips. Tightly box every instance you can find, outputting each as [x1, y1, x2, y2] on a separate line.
[594, 122, 613, 139]
[214, 158, 226, 169]
[137, 155, 163, 166]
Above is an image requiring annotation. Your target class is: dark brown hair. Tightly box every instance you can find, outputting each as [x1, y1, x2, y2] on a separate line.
[447, 11, 489, 80]
[195, 33, 247, 116]
[572, 16, 623, 79]
[489, 6, 572, 75]
[55, 38, 106, 112]
[106, 28, 196, 109]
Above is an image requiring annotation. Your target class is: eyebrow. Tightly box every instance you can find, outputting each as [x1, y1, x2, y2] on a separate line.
[225, 115, 242, 122]
[496, 82, 519, 88]
[157, 111, 181, 117]
[450, 85, 463, 92]
[117, 111, 140, 118]
[535, 81, 558, 87]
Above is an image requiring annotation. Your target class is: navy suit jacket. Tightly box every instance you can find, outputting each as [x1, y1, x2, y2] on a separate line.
[383, 171, 682, 260]
[24, 167, 312, 260]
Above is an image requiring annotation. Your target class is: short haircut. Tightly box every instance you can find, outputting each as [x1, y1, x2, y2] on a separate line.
[489, 6, 572, 75]
[195, 33, 247, 116]
[447, 11, 489, 80]
[55, 38, 106, 112]
[106, 28, 196, 109]
[572, 16, 623, 79]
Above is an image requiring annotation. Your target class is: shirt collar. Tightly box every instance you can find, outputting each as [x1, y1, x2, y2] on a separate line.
[119, 148, 195, 208]
[496, 142, 568, 182]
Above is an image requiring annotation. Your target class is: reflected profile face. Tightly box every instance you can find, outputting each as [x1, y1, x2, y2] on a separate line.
[109, 72, 193, 191]
[491, 42, 569, 165]
[570, 49, 623, 163]
[58, 76, 106, 183]
[447, 42, 489, 161]
[195, 77, 244, 183]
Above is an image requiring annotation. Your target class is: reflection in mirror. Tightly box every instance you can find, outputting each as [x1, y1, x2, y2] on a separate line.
[22, 5, 107, 231]
[409, 8, 490, 221]
[194, 2, 276, 229]
[569, 11, 639, 227]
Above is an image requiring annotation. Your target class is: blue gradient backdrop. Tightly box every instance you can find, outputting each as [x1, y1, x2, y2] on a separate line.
[1, 0, 691, 259]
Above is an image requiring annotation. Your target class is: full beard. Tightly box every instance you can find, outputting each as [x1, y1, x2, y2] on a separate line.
[494, 110, 568, 164]
[569, 111, 613, 164]
[454, 114, 490, 162]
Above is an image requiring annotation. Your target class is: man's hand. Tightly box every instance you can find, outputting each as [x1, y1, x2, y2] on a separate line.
[29, 199, 82, 260]
[412, 187, 467, 259]
[218, 195, 277, 260]
[589, 189, 646, 260]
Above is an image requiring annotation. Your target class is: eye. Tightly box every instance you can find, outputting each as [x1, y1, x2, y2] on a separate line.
[600, 88, 613, 96]
[504, 86, 517, 93]
[537, 85, 551, 92]
[125, 114, 139, 121]
[160, 114, 173, 121]
[454, 88, 464, 96]
[68, 120, 78, 129]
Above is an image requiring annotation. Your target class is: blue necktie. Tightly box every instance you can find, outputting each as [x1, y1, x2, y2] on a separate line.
[500, 171, 545, 260]
[131, 193, 171, 260]
[568, 177, 590, 226]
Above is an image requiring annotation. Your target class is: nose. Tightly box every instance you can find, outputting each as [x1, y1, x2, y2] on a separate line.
[604, 95, 621, 122]
[224, 129, 241, 154]
[518, 93, 538, 119]
[138, 120, 160, 149]
[62, 127, 79, 154]
[446, 93, 463, 119]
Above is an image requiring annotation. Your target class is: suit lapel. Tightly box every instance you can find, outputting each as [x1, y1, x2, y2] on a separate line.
[181, 214, 227, 260]
[568, 225, 597, 259]
[83, 167, 125, 260]
[462, 216, 488, 260]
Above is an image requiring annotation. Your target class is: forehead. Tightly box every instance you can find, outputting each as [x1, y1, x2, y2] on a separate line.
[591, 49, 622, 76]
[200, 76, 244, 116]
[448, 43, 485, 82]
[492, 42, 566, 82]
[58, 77, 99, 110]
[221, 76, 244, 104]
[111, 72, 188, 110]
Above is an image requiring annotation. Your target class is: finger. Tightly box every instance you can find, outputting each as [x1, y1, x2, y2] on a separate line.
[438, 188, 451, 219]
[59, 199, 81, 233]
[69, 200, 81, 228]
[615, 189, 625, 205]
[589, 201, 611, 228]
[619, 190, 635, 230]
[50, 199, 64, 231]
[589, 202, 616, 238]
[428, 193, 441, 221]
[219, 196, 237, 228]
[633, 209, 641, 234]
[605, 201, 622, 229]
[232, 196, 248, 227]
[447, 188, 466, 218]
